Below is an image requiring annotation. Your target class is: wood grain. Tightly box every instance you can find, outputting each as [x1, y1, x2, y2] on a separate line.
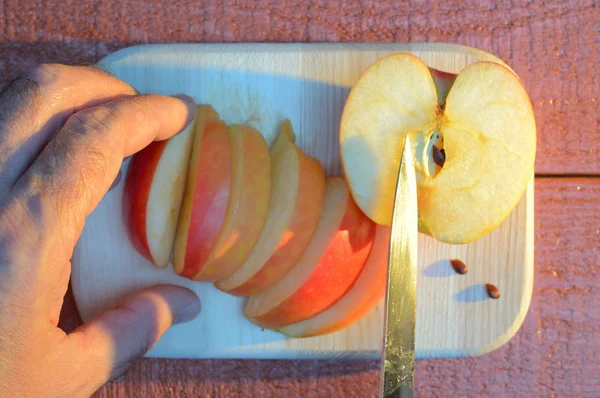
[70, 43, 534, 360]
[59, 177, 600, 397]
[2, 0, 597, 395]
[1, 0, 598, 175]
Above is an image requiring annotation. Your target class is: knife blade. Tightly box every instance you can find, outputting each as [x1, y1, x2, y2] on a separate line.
[380, 135, 418, 398]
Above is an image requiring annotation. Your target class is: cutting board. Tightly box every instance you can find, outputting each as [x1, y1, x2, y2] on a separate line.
[72, 43, 534, 359]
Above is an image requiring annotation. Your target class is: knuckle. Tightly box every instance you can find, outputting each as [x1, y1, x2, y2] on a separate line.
[15, 104, 122, 231]
[69, 105, 121, 138]
[82, 64, 121, 84]
[0, 70, 42, 124]
[30, 130, 110, 215]
[63, 108, 120, 180]
[123, 95, 154, 126]
[33, 141, 72, 187]
[0, 64, 67, 133]
[6, 72, 39, 98]
[26, 63, 63, 86]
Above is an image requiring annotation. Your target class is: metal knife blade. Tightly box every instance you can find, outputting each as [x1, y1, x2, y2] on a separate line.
[380, 135, 418, 398]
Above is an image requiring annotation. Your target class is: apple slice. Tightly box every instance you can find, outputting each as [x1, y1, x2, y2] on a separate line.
[123, 112, 197, 267]
[194, 125, 271, 281]
[244, 177, 376, 328]
[340, 53, 536, 243]
[277, 226, 390, 338]
[215, 121, 326, 296]
[172, 112, 231, 279]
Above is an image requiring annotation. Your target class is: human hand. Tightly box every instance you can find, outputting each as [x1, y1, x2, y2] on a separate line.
[0, 64, 202, 397]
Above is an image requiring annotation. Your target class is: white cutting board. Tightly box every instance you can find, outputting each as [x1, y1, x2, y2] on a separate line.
[72, 43, 534, 359]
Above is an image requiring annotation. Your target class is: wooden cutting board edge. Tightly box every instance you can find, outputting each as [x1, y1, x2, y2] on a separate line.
[71, 42, 535, 360]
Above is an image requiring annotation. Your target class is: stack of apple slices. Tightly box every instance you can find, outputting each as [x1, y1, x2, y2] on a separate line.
[244, 177, 376, 329]
[124, 107, 387, 337]
[215, 121, 327, 296]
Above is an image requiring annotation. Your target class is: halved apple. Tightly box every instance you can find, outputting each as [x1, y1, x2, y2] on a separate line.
[340, 53, 536, 243]
[215, 121, 326, 296]
[194, 125, 271, 281]
[244, 176, 376, 328]
[277, 226, 390, 338]
[172, 112, 230, 278]
[123, 112, 198, 267]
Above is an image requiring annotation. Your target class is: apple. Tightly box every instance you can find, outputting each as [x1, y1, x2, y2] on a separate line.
[123, 111, 198, 267]
[277, 226, 390, 338]
[340, 53, 536, 244]
[172, 109, 229, 278]
[194, 124, 271, 281]
[215, 121, 326, 296]
[244, 176, 376, 328]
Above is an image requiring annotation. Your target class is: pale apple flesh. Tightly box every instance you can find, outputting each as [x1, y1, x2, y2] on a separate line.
[244, 177, 376, 328]
[123, 117, 196, 267]
[277, 226, 390, 338]
[172, 107, 225, 277]
[215, 121, 326, 296]
[340, 53, 536, 244]
[195, 125, 271, 281]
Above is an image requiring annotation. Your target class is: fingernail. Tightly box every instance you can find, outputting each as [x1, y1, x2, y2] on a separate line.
[171, 93, 194, 104]
[174, 295, 201, 325]
[171, 94, 197, 128]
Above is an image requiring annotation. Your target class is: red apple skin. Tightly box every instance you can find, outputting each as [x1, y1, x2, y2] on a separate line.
[247, 195, 377, 328]
[276, 226, 390, 338]
[306, 279, 385, 337]
[179, 120, 232, 279]
[123, 140, 167, 263]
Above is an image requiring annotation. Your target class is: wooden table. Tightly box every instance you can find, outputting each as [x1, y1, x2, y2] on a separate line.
[2, 1, 599, 396]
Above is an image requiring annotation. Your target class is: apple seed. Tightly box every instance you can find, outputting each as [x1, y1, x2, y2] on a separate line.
[485, 283, 500, 299]
[432, 145, 446, 168]
[424, 130, 445, 177]
[450, 258, 468, 274]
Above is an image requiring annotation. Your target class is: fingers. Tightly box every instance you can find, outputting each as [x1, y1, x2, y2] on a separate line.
[64, 285, 200, 391]
[0, 64, 136, 191]
[13, 93, 196, 253]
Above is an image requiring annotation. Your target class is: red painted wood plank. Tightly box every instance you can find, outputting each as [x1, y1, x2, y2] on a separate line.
[1, 1, 598, 174]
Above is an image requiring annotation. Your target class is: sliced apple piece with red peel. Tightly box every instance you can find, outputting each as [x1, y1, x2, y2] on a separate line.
[173, 111, 230, 278]
[123, 115, 197, 267]
[340, 53, 536, 243]
[244, 177, 376, 328]
[277, 226, 390, 337]
[215, 121, 326, 296]
[194, 125, 271, 281]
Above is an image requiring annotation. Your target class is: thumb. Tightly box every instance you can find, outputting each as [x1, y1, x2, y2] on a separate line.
[65, 284, 200, 389]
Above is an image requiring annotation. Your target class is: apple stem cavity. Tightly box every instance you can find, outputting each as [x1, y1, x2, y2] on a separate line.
[428, 66, 457, 109]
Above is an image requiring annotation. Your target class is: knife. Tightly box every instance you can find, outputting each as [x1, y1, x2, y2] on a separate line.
[380, 135, 418, 398]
